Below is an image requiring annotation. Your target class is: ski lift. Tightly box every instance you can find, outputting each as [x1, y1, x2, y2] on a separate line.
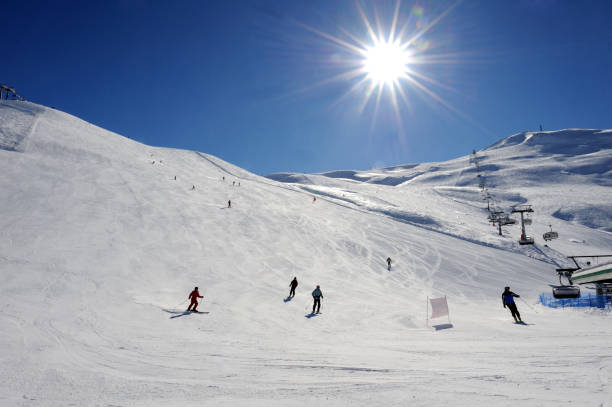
[543, 225, 559, 241]
[552, 266, 580, 298]
[552, 285, 581, 298]
[511, 205, 534, 245]
[499, 216, 516, 225]
[488, 210, 503, 222]
[555, 255, 612, 286]
[551, 256, 612, 299]
[488, 211, 509, 236]
[519, 233, 534, 245]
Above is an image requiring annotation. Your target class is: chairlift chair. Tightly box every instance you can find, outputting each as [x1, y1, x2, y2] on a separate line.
[543, 231, 558, 241]
[543, 225, 559, 241]
[552, 285, 580, 298]
[500, 216, 516, 225]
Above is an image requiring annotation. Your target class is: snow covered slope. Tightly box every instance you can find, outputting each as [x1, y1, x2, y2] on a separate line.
[268, 128, 612, 263]
[1, 100, 611, 406]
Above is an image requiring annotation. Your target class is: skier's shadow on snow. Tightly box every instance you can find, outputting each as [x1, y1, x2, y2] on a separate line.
[162, 309, 191, 319]
[432, 323, 453, 331]
[304, 313, 319, 319]
[169, 312, 191, 319]
[283, 297, 293, 303]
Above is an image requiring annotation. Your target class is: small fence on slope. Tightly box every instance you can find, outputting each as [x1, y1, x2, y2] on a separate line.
[539, 293, 612, 310]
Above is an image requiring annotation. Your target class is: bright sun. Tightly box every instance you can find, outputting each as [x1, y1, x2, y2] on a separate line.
[299, 1, 464, 125]
[364, 41, 411, 84]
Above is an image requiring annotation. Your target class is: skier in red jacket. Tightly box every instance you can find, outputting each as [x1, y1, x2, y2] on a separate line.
[187, 287, 203, 312]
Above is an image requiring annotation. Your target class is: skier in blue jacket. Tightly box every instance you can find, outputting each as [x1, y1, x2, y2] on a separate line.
[312, 285, 323, 314]
[502, 286, 522, 322]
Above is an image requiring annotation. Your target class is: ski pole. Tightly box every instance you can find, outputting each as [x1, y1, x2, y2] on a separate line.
[519, 297, 539, 313]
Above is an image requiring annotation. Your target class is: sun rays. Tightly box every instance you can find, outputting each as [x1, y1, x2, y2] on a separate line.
[299, 0, 470, 131]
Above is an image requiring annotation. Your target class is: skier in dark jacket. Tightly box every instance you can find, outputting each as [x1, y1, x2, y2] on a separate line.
[502, 286, 522, 322]
[187, 287, 203, 312]
[386, 257, 392, 270]
[289, 277, 298, 298]
[312, 285, 323, 314]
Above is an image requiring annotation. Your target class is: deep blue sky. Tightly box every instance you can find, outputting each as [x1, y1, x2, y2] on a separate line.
[4, 0, 611, 175]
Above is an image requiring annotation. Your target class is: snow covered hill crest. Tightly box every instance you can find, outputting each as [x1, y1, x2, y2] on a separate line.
[269, 129, 612, 186]
[268, 127, 612, 242]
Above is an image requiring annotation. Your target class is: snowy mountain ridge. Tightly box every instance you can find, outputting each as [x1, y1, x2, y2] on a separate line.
[1, 100, 611, 406]
[269, 129, 612, 188]
[268, 127, 612, 263]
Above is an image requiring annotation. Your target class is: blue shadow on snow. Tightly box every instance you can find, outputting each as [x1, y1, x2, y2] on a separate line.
[170, 312, 191, 319]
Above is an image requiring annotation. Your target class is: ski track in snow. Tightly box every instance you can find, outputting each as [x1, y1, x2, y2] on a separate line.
[0, 101, 611, 406]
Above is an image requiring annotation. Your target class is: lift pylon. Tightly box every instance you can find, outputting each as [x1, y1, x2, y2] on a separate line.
[511, 204, 534, 245]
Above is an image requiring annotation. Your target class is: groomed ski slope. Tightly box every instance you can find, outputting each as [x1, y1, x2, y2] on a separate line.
[1, 101, 611, 406]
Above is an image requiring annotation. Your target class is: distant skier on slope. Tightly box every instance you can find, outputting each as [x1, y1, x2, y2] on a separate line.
[187, 287, 203, 312]
[387, 257, 392, 271]
[228, 200, 231, 208]
[312, 285, 323, 314]
[289, 277, 298, 298]
[502, 286, 522, 323]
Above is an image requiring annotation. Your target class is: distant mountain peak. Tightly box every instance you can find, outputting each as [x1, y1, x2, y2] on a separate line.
[485, 129, 611, 156]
